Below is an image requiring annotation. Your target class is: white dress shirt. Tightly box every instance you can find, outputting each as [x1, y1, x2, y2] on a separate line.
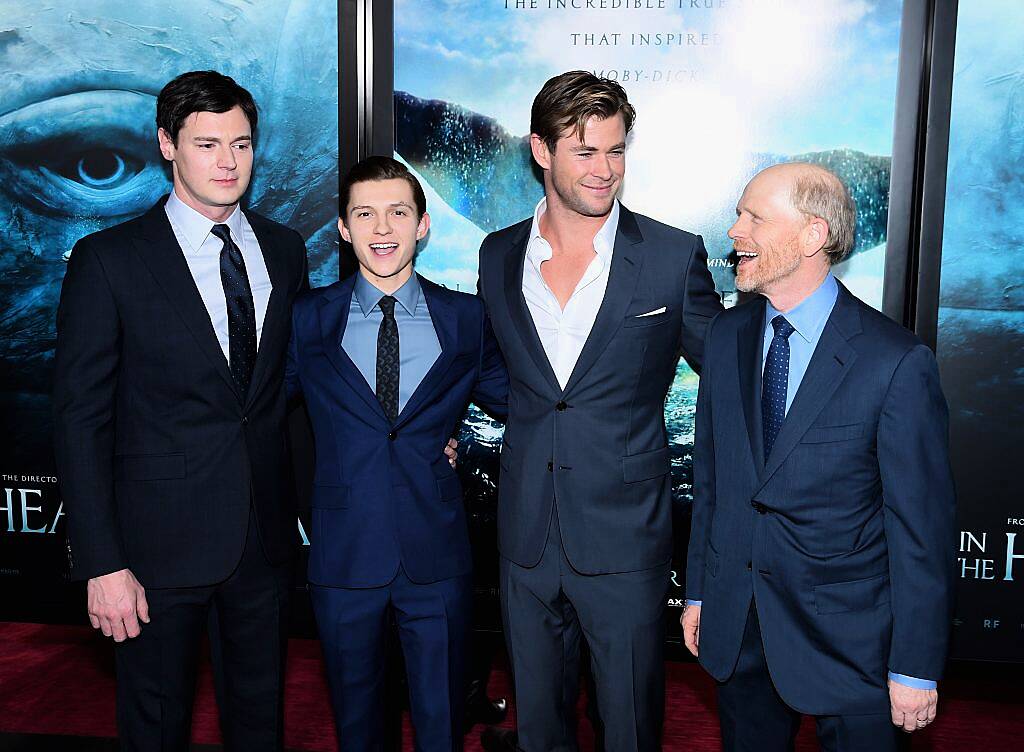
[522, 198, 620, 389]
[164, 191, 273, 362]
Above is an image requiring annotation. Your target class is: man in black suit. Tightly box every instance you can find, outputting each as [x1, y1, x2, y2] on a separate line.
[682, 163, 956, 751]
[477, 71, 723, 751]
[53, 71, 307, 751]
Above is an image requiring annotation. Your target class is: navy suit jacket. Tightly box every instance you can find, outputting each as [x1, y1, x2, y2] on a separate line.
[286, 273, 507, 588]
[686, 282, 956, 715]
[479, 205, 723, 573]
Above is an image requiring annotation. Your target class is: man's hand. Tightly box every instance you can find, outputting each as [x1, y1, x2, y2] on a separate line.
[445, 437, 459, 468]
[889, 678, 937, 733]
[681, 603, 701, 657]
[87, 568, 149, 642]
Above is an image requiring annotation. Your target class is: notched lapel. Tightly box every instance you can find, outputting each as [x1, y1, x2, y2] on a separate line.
[757, 291, 861, 490]
[395, 277, 458, 427]
[246, 214, 291, 405]
[737, 300, 767, 469]
[503, 230, 562, 395]
[316, 279, 387, 422]
[133, 201, 240, 401]
[561, 207, 644, 396]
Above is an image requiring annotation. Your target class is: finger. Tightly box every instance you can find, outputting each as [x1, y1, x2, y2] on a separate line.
[137, 591, 150, 624]
[99, 616, 114, 638]
[903, 714, 918, 733]
[449, 456, 457, 468]
[123, 611, 142, 639]
[891, 708, 903, 728]
[88, 613, 100, 629]
[110, 618, 128, 643]
[448, 438, 458, 449]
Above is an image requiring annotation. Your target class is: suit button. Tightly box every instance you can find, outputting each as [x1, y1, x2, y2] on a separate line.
[751, 501, 768, 514]
[555, 401, 568, 411]
[241, 416, 249, 425]
[388, 431, 398, 441]
[547, 461, 553, 472]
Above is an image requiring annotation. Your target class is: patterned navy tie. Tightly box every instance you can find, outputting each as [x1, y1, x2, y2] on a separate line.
[376, 295, 400, 423]
[762, 315, 795, 461]
[212, 223, 257, 399]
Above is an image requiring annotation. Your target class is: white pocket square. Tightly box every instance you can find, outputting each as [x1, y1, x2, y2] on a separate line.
[635, 307, 667, 317]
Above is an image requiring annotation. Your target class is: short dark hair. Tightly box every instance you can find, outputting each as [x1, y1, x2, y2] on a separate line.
[531, 70, 636, 153]
[156, 70, 258, 144]
[340, 156, 427, 221]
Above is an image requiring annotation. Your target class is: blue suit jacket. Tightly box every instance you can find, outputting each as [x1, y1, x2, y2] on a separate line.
[286, 273, 508, 587]
[686, 283, 956, 716]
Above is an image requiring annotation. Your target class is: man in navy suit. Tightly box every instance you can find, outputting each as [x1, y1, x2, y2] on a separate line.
[683, 163, 956, 751]
[286, 156, 508, 750]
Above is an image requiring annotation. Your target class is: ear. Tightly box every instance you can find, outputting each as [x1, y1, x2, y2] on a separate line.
[416, 211, 431, 241]
[530, 134, 552, 170]
[157, 128, 176, 162]
[337, 217, 352, 243]
[803, 217, 829, 257]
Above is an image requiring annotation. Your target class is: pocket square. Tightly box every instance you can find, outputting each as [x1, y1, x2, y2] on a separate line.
[635, 307, 667, 317]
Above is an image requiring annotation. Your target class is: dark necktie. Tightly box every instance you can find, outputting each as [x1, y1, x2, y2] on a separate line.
[762, 314, 795, 460]
[376, 295, 400, 422]
[212, 223, 257, 398]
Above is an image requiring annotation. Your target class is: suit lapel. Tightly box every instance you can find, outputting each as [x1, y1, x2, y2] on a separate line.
[245, 211, 290, 407]
[737, 298, 767, 469]
[561, 206, 644, 397]
[317, 277, 388, 422]
[133, 199, 241, 401]
[756, 285, 861, 492]
[395, 276, 457, 427]
[502, 223, 562, 395]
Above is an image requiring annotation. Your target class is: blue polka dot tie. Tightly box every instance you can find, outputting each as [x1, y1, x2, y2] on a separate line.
[213, 223, 257, 399]
[762, 315, 795, 461]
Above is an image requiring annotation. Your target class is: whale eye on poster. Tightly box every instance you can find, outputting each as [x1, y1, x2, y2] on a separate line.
[389, 0, 910, 642]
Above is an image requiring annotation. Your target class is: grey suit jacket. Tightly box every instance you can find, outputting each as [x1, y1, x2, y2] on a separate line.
[478, 205, 723, 573]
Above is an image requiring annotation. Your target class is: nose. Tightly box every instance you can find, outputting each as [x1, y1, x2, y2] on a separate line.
[592, 154, 614, 180]
[217, 145, 237, 170]
[728, 217, 744, 240]
[373, 214, 392, 235]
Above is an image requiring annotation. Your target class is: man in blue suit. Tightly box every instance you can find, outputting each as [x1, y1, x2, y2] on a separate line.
[683, 163, 956, 751]
[286, 156, 508, 750]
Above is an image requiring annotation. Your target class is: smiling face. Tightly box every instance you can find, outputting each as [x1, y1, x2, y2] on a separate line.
[532, 112, 625, 219]
[158, 106, 253, 221]
[339, 178, 430, 293]
[730, 167, 824, 301]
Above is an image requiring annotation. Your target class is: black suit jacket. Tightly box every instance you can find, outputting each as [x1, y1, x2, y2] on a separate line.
[686, 283, 956, 715]
[478, 205, 723, 574]
[53, 198, 307, 588]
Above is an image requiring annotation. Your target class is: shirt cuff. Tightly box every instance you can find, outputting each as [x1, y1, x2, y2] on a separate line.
[685, 599, 703, 606]
[888, 672, 936, 690]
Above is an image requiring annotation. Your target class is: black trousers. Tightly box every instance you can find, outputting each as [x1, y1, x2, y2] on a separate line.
[114, 508, 291, 751]
[500, 506, 669, 752]
[717, 604, 902, 752]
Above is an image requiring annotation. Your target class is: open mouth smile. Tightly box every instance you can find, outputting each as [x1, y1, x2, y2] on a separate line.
[370, 242, 399, 257]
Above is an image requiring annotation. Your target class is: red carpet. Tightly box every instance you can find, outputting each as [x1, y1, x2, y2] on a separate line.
[0, 622, 1020, 750]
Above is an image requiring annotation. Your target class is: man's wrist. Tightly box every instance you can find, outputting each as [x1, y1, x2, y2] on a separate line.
[888, 672, 936, 690]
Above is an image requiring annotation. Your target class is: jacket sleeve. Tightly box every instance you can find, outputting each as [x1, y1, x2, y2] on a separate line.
[877, 344, 957, 682]
[685, 315, 719, 600]
[679, 234, 723, 376]
[52, 239, 127, 581]
[472, 311, 509, 422]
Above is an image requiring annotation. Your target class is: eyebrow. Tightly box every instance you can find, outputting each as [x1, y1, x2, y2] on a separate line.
[192, 135, 252, 143]
[569, 142, 626, 153]
[349, 201, 414, 212]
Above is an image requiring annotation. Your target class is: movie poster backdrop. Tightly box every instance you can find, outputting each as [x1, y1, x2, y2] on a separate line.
[393, 0, 903, 638]
[937, 0, 1024, 662]
[0, 1, 338, 606]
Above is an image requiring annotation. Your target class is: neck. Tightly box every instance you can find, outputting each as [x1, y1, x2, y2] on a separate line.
[172, 184, 237, 223]
[539, 193, 610, 253]
[764, 266, 830, 313]
[361, 265, 413, 295]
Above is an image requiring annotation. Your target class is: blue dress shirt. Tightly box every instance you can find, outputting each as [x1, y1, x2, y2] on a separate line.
[341, 272, 441, 415]
[687, 273, 933, 690]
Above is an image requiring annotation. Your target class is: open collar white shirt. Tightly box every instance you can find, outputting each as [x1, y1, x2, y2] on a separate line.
[522, 197, 620, 389]
[164, 190, 273, 363]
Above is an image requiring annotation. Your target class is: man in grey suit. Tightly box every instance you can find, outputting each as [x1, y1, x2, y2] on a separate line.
[477, 71, 723, 751]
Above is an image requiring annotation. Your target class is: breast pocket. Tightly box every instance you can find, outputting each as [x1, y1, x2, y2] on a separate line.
[801, 423, 864, 444]
[622, 306, 673, 328]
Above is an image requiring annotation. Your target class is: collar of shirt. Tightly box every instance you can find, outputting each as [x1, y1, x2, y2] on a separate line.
[353, 271, 422, 318]
[764, 272, 839, 346]
[165, 190, 245, 254]
[525, 197, 620, 273]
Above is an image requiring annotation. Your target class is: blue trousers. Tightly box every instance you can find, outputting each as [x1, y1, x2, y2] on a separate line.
[311, 568, 472, 751]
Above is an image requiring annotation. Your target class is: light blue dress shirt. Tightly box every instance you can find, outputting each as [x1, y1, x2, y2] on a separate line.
[687, 273, 933, 690]
[341, 272, 441, 415]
